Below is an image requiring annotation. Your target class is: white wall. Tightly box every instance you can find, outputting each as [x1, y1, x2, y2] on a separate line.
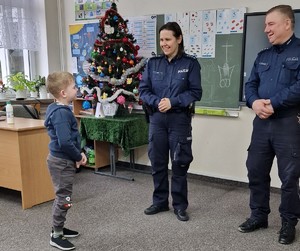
[57, 0, 300, 188]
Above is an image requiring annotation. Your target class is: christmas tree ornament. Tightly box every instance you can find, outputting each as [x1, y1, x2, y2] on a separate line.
[82, 100, 91, 109]
[102, 92, 108, 99]
[126, 78, 132, 85]
[133, 87, 139, 95]
[117, 95, 126, 106]
[111, 78, 117, 85]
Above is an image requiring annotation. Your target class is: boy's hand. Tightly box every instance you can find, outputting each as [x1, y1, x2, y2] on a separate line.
[81, 152, 87, 165]
[76, 153, 87, 168]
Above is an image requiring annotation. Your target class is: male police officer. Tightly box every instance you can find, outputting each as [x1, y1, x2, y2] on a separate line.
[239, 5, 300, 245]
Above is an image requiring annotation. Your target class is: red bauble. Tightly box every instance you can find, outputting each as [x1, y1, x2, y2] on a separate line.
[122, 57, 127, 63]
[135, 45, 140, 50]
[122, 37, 128, 43]
[101, 51, 106, 56]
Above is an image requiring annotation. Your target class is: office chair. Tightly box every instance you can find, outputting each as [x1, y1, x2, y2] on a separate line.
[13, 105, 40, 119]
[2, 104, 40, 119]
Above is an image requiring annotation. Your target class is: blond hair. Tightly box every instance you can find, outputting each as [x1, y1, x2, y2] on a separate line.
[46, 72, 74, 98]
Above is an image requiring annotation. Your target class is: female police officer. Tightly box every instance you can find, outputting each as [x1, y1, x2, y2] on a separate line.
[139, 22, 202, 221]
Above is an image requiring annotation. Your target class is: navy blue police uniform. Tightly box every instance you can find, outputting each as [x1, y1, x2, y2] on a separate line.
[139, 53, 202, 210]
[245, 34, 300, 226]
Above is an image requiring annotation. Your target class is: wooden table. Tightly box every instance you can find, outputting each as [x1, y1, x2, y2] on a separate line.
[0, 118, 54, 209]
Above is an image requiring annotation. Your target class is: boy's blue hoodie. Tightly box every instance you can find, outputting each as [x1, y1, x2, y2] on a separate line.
[44, 103, 82, 162]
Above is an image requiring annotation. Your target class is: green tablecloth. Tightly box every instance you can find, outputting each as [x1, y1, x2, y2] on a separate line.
[80, 114, 149, 155]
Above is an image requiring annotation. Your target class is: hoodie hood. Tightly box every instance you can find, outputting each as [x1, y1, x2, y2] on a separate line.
[44, 103, 72, 127]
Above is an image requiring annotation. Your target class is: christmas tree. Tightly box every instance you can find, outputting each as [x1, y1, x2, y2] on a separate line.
[82, 1, 146, 110]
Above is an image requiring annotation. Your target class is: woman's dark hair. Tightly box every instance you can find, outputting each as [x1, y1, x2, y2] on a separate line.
[159, 22, 184, 56]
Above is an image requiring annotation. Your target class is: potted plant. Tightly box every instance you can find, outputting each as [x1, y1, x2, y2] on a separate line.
[28, 79, 39, 98]
[35, 75, 47, 99]
[6, 72, 35, 100]
[0, 80, 8, 99]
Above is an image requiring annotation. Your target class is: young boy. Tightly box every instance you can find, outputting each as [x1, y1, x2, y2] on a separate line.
[44, 72, 87, 250]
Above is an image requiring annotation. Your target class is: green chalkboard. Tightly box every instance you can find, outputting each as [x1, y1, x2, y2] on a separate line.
[154, 15, 242, 109]
[197, 33, 243, 109]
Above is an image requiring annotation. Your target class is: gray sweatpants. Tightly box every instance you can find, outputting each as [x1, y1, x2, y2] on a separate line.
[47, 154, 76, 231]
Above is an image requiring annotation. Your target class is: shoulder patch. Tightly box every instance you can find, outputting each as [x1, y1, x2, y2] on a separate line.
[258, 46, 271, 55]
[150, 54, 163, 59]
[184, 53, 197, 60]
[150, 51, 163, 57]
[260, 47, 269, 51]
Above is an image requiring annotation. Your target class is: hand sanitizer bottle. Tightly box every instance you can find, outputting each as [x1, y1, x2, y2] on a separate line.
[6, 101, 14, 124]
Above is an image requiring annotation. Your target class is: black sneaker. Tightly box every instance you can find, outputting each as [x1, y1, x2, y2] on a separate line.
[238, 218, 268, 233]
[50, 235, 75, 250]
[51, 228, 79, 238]
[144, 205, 169, 215]
[278, 222, 296, 245]
[174, 209, 189, 221]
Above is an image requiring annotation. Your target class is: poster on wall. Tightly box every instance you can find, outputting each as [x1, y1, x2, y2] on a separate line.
[164, 7, 246, 58]
[217, 8, 246, 34]
[69, 23, 99, 86]
[126, 15, 157, 58]
[74, 0, 111, 20]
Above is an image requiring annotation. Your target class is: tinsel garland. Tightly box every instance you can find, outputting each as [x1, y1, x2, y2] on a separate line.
[80, 86, 138, 103]
[83, 57, 147, 87]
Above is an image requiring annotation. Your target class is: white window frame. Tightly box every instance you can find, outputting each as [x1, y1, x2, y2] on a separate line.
[0, 48, 34, 85]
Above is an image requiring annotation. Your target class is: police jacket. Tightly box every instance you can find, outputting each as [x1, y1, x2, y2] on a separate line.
[245, 34, 300, 112]
[139, 53, 202, 109]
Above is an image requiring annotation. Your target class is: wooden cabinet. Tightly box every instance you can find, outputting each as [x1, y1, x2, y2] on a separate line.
[73, 98, 95, 117]
[73, 98, 111, 169]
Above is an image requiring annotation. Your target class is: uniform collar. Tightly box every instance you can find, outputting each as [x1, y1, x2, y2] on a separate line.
[274, 34, 295, 53]
[163, 52, 184, 63]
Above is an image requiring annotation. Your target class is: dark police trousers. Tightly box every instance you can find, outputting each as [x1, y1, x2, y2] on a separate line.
[148, 111, 193, 210]
[246, 115, 300, 226]
[47, 154, 76, 230]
